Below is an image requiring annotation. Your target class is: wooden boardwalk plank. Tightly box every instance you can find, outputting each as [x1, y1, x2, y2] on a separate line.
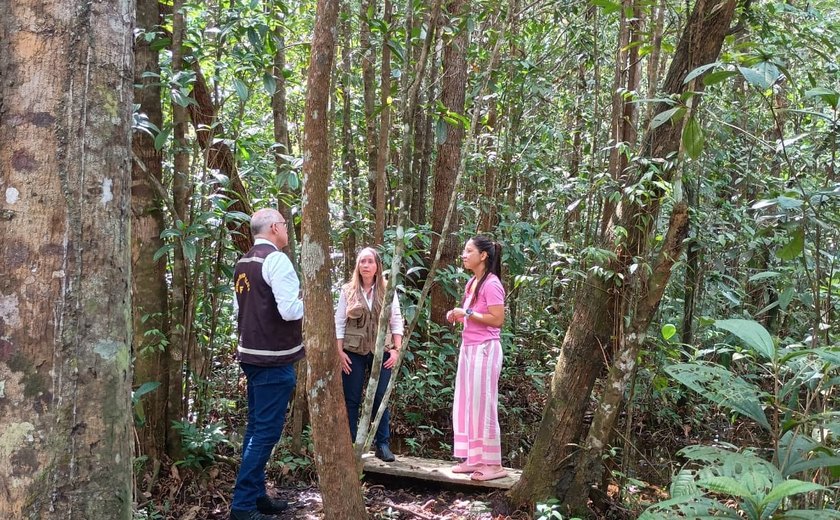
[361, 453, 521, 490]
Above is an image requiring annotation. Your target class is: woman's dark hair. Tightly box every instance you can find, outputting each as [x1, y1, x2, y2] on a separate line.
[468, 235, 502, 304]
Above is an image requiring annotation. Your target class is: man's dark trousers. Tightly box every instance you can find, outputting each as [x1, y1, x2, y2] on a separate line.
[231, 363, 296, 511]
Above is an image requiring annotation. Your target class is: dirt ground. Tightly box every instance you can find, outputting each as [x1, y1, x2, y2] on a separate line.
[137, 459, 532, 520]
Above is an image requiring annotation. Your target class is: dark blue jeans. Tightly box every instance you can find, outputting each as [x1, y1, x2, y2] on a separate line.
[342, 350, 392, 447]
[231, 363, 296, 512]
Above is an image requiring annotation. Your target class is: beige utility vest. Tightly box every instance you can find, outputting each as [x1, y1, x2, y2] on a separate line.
[342, 286, 393, 355]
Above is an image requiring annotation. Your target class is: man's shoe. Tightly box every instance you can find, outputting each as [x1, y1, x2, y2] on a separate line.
[230, 509, 280, 520]
[257, 496, 289, 514]
[375, 443, 396, 462]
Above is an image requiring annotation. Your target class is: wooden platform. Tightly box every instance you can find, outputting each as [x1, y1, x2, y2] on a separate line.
[361, 453, 521, 490]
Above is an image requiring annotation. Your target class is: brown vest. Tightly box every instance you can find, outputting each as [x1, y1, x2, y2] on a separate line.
[341, 285, 392, 355]
[234, 243, 304, 366]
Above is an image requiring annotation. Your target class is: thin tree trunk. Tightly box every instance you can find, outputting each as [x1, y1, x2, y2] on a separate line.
[645, 0, 666, 125]
[0, 0, 134, 516]
[681, 176, 701, 345]
[399, 0, 441, 226]
[430, 0, 470, 326]
[300, 0, 368, 515]
[132, 0, 171, 471]
[600, 0, 643, 236]
[361, 0, 379, 232]
[168, 0, 190, 458]
[339, 2, 358, 280]
[414, 38, 441, 226]
[269, 12, 309, 454]
[508, 0, 738, 508]
[374, 0, 393, 245]
[476, 41, 502, 232]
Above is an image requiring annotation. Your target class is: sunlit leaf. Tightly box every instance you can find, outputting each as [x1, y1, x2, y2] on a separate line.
[714, 319, 775, 360]
[651, 107, 685, 130]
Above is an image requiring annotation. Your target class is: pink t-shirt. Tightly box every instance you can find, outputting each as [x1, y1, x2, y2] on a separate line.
[461, 273, 505, 345]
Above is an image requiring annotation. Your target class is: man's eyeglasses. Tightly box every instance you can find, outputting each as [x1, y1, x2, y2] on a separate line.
[271, 220, 287, 231]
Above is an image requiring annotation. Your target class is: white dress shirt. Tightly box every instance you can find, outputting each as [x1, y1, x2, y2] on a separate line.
[233, 238, 304, 320]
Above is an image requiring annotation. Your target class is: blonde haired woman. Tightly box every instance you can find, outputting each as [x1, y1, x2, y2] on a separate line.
[335, 247, 403, 462]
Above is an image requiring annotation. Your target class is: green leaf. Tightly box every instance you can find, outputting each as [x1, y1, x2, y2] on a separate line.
[262, 72, 277, 96]
[776, 196, 803, 210]
[651, 106, 685, 130]
[435, 118, 448, 145]
[777, 227, 804, 261]
[639, 494, 740, 519]
[714, 319, 775, 360]
[592, 0, 621, 14]
[738, 65, 776, 89]
[683, 62, 720, 84]
[748, 271, 781, 282]
[761, 479, 825, 506]
[669, 469, 697, 497]
[152, 244, 173, 263]
[682, 115, 704, 159]
[778, 286, 795, 310]
[153, 125, 172, 151]
[150, 37, 171, 52]
[183, 241, 197, 264]
[133, 381, 161, 401]
[233, 78, 249, 102]
[805, 87, 839, 109]
[661, 323, 677, 341]
[697, 476, 753, 500]
[782, 509, 840, 520]
[666, 363, 771, 430]
[703, 70, 738, 86]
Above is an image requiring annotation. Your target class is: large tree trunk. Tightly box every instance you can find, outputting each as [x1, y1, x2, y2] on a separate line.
[429, 0, 470, 326]
[0, 0, 135, 517]
[508, 0, 738, 508]
[565, 203, 690, 511]
[300, 0, 368, 516]
[132, 0, 171, 474]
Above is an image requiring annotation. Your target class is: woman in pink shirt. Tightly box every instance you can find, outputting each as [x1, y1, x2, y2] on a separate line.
[445, 235, 507, 481]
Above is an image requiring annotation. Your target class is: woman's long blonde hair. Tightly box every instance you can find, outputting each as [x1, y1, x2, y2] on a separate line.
[344, 247, 386, 311]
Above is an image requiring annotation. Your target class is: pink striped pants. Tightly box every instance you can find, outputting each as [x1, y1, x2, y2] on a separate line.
[452, 339, 503, 465]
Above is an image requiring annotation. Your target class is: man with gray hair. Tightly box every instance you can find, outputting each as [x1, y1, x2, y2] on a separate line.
[230, 208, 303, 520]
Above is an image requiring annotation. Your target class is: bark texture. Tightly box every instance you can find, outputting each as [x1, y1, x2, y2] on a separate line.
[132, 0, 171, 466]
[300, 0, 368, 516]
[430, 0, 470, 326]
[0, 0, 135, 517]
